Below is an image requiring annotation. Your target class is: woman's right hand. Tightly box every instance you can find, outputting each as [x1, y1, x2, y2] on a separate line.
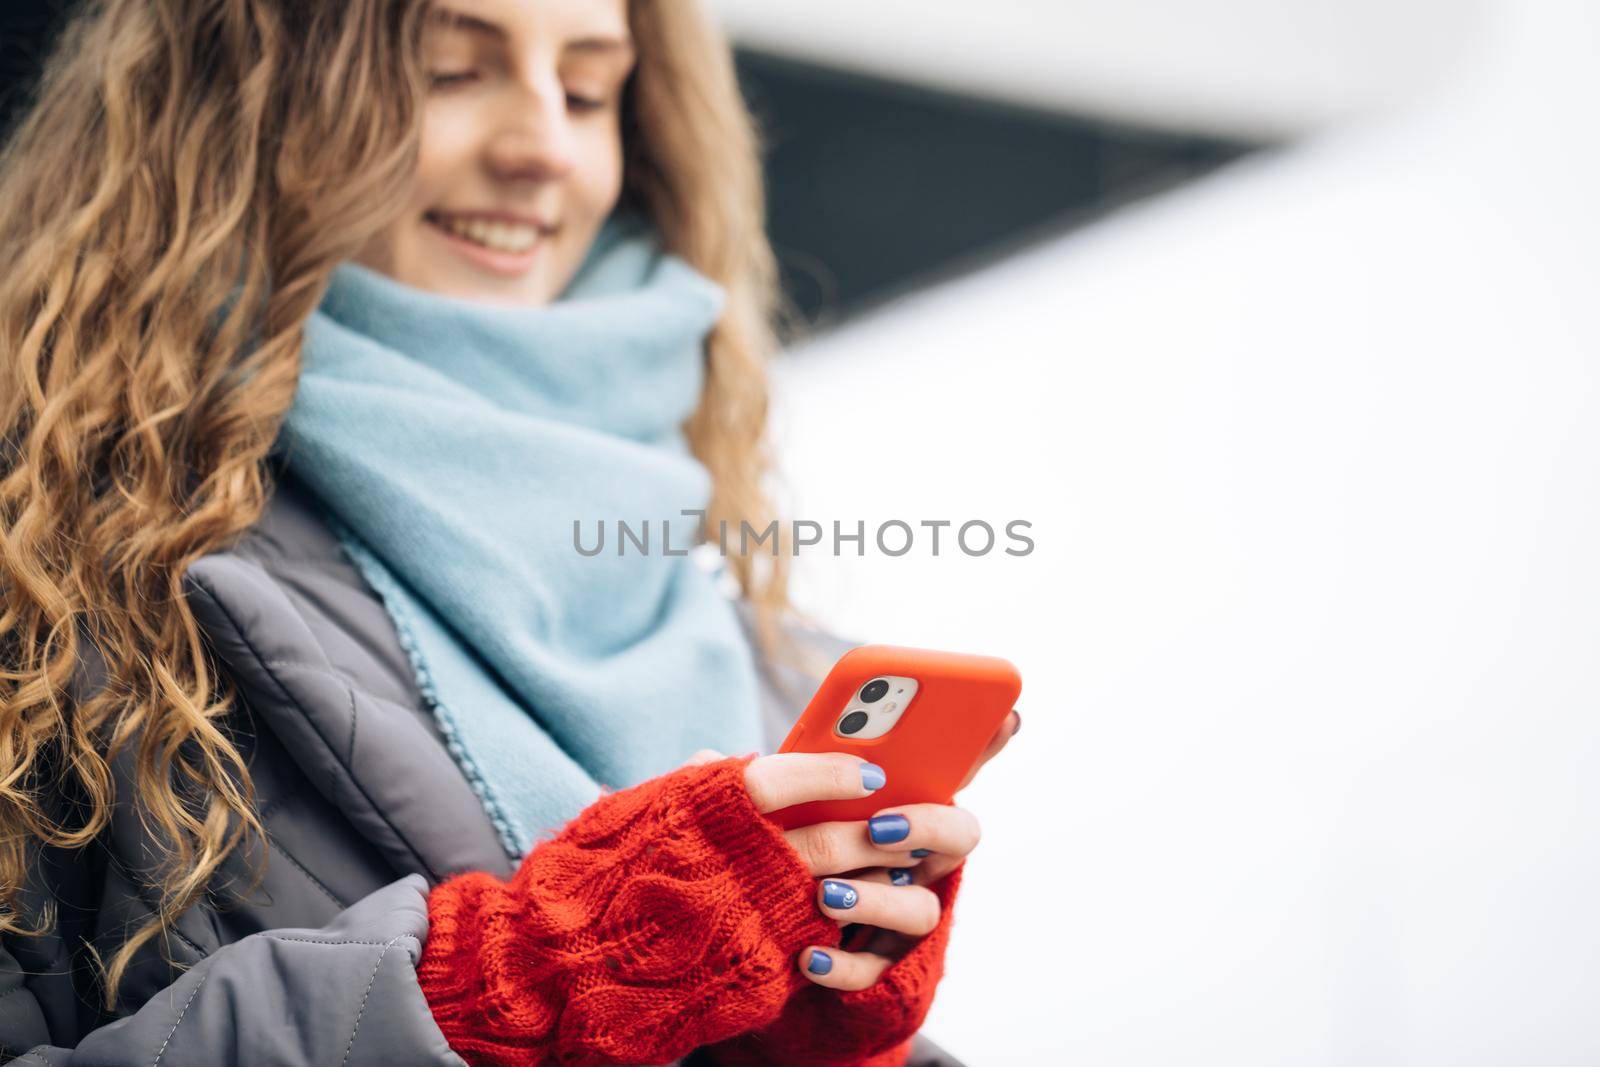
[680, 748, 982, 991]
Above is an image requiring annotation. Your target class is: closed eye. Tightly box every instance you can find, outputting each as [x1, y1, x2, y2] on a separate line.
[428, 70, 479, 88]
[566, 93, 606, 112]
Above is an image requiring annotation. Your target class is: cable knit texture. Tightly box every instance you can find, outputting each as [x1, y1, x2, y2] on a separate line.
[419, 753, 842, 1064]
[418, 752, 962, 1065]
[705, 865, 964, 1067]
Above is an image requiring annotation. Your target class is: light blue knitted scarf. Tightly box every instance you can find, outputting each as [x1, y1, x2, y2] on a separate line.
[276, 214, 765, 858]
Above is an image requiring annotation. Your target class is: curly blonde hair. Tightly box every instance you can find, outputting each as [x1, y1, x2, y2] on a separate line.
[0, 0, 790, 1008]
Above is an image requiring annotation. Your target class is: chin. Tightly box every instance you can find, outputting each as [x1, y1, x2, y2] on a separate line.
[444, 273, 553, 306]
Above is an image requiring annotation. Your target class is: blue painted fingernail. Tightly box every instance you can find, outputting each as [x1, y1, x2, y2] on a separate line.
[859, 762, 886, 791]
[890, 868, 913, 886]
[868, 813, 910, 845]
[911, 848, 933, 858]
[808, 948, 833, 975]
[822, 880, 858, 909]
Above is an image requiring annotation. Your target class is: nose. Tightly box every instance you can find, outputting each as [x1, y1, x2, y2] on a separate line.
[483, 76, 576, 184]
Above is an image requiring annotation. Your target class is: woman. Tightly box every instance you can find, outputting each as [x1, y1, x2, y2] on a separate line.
[0, 0, 1019, 1063]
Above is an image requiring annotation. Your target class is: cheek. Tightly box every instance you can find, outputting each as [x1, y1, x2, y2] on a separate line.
[413, 109, 479, 210]
[575, 125, 626, 216]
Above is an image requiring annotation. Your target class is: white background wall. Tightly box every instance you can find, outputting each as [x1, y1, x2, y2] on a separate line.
[710, 0, 1488, 137]
[763, 1, 1600, 1061]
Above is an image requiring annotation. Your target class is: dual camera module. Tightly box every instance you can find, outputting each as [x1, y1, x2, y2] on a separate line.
[835, 675, 917, 740]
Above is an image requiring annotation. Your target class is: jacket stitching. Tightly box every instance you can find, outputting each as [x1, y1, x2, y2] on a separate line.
[250, 661, 423, 759]
[186, 582, 438, 881]
[257, 793, 289, 823]
[259, 658, 401, 698]
[232, 657, 365, 781]
[246, 661, 410, 790]
[261, 934, 419, 949]
[150, 971, 207, 1066]
[257, 658, 329, 673]
[339, 936, 403, 1067]
[255, 558, 365, 576]
[102, 852, 211, 960]
[263, 828, 350, 910]
[345, 680, 359, 773]
[253, 661, 424, 732]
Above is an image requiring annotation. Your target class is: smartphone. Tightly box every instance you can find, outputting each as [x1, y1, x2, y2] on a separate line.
[767, 644, 1022, 830]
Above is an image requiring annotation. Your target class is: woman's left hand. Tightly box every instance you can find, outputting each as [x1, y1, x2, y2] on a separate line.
[685, 707, 1022, 991]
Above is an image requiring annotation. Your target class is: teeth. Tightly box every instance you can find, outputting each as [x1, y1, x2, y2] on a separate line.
[432, 213, 539, 254]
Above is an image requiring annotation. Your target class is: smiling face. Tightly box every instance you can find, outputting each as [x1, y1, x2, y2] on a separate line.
[352, 0, 636, 305]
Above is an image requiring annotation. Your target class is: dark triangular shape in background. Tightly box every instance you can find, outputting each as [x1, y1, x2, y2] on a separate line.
[735, 49, 1263, 331]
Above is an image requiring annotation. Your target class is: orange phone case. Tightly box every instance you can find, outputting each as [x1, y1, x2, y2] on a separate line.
[768, 644, 1022, 830]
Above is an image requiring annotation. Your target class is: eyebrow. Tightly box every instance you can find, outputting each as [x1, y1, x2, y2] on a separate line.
[429, 7, 635, 58]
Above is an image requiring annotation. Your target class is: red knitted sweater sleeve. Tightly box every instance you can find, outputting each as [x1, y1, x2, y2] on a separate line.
[415, 753, 842, 1066]
[703, 864, 964, 1067]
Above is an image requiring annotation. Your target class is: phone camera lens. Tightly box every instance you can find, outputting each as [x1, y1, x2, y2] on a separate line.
[838, 710, 870, 735]
[858, 679, 890, 703]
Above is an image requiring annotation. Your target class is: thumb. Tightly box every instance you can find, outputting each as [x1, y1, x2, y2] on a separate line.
[680, 747, 727, 768]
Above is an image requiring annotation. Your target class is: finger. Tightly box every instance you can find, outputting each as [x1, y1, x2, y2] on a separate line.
[853, 925, 919, 958]
[784, 821, 931, 876]
[957, 708, 1022, 790]
[743, 751, 887, 814]
[864, 803, 981, 860]
[816, 877, 941, 937]
[989, 708, 1022, 759]
[798, 945, 894, 991]
[853, 851, 966, 888]
[680, 748, 726, 767]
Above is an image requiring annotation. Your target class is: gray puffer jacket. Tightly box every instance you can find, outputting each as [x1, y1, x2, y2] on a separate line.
[0, 469, 964, 1066]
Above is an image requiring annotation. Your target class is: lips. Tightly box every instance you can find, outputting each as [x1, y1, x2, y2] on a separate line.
[424, 210, 548, 254]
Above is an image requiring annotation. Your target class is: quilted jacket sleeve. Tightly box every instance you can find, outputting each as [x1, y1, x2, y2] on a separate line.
[3, 874, 464, 1066]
